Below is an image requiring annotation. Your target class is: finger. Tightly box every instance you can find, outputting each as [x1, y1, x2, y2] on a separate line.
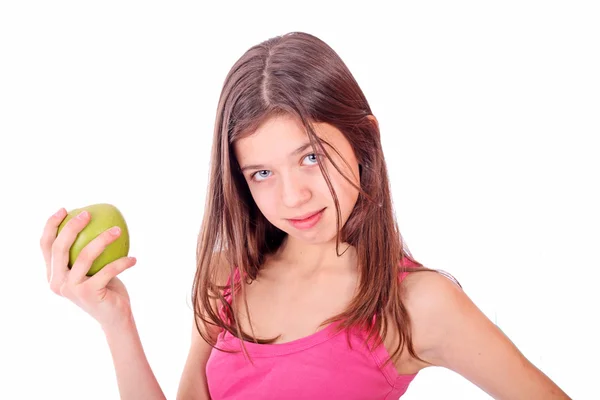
[41, 208, 68, 281]
[49, 210, 90, 294]
[87, 256, 137, 290]
[68, 226, 123, 285]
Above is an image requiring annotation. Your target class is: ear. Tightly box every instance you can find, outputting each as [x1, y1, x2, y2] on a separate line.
[367, 114, 379, 130]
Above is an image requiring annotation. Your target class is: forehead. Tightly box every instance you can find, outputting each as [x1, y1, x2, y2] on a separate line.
[233, 114, 345, 164]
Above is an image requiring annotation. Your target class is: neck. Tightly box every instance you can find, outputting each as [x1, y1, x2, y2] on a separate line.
[269, 234, 357, 276]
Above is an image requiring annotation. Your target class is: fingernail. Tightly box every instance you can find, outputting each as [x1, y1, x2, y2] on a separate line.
[109, 226, 121, 235]
[77, 211, 89, 220]
[54, 208, 64, 217]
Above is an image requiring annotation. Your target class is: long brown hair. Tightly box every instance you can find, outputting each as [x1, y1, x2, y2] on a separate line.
[192, 32, 447, 367]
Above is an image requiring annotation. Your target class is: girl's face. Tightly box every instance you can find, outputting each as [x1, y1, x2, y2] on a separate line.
[234, 114, 361, 244]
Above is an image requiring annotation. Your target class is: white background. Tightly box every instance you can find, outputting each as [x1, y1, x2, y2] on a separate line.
[1, 1, 598, 399]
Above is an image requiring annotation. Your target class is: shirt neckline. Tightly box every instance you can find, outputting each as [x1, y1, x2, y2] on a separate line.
[217, 319, 347, 357]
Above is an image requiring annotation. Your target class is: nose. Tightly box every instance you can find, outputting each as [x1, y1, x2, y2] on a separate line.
[280, 172, 312, 209]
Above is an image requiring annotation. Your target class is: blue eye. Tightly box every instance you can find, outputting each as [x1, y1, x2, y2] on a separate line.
[303, 153, 319, 165]
[252, 170, 271, 182]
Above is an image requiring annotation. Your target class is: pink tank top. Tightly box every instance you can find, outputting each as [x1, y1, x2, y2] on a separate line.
[205, 265, 418, 399]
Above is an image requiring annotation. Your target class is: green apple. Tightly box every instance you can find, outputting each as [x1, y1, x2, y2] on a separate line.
[57, 203, 130, 276]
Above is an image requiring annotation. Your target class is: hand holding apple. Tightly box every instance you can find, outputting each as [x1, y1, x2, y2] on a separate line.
[40, 203, 138, 330]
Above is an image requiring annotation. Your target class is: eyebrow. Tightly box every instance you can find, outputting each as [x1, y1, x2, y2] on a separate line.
[239, 141, 314, 173]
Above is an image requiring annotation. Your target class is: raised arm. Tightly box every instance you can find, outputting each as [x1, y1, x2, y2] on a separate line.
[40, 207, 167, 399]
[103, 316, 167, 400]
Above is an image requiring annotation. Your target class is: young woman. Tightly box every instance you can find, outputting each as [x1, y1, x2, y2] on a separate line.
[41, 32, 570, 399]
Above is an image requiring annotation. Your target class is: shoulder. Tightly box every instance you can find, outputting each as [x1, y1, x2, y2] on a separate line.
[400, 270, 464, 355]
[178, 252, 231, 399]
[197, 251, 233, 339]
[210, 251, 234, 308]
[400, 269, 463, 318]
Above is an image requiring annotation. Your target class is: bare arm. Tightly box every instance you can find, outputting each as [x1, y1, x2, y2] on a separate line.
[176, 252, 231, 400]
[102, 314, 166, 400]
[176, 317, 215, 400]
[404, 271, 571, 400]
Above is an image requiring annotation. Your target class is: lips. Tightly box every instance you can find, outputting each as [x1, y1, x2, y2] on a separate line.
[287, 208, 326, 230]
[288, 208, 326, 221]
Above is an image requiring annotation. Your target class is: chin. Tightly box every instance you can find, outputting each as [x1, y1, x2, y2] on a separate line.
[283, 225, 339, 245]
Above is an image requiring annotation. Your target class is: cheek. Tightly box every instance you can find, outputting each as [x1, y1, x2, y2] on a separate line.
[249, 186, 279, 219]
[327, 161, 360, 218]
[336, 177, 360, 219]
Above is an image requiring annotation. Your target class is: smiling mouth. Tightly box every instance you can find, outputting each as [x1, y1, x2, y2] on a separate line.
[288, 208, 326, 221]
[286, 208, 326, 230]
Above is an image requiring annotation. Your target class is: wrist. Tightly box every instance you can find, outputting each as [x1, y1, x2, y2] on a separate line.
[101, 312, 136, 337]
